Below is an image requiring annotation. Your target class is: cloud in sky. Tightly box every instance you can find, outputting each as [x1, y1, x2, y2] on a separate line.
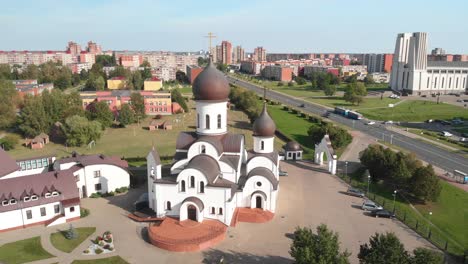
[1, 0, 467, 53]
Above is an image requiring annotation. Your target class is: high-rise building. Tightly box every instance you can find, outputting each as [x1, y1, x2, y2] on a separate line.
[233, 46, 245, 63]
[390, 32, 468, 95]
[363, 54, 393, 73]
[253, 47, 266, 62]
[215, 45, 222, 64]
[220, 41, 232, 65]
[66, 41, 81, 56]
[87, 41, 102, 54]
[431, 48, 446, 55]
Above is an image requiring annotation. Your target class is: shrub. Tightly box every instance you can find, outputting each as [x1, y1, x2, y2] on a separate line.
[0, 135, 19, 150]
[288, 81, 294, 87]
[83, 249, 89, 254]
[64, 224, 78, 240]
[155, 114, 162, 119]
[95, 248, 103, 254]
[277, 81, 284, 86]
[89, 193, 102, 198]
[103, 244, 111, 250]
[108, 246, 114, 251]
[80, 207, 90, 218]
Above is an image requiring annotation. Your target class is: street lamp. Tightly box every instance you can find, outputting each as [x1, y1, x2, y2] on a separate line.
[367, 173, 371, 195]
[392, 190, 398, 213]
[345, 161, 348, 180]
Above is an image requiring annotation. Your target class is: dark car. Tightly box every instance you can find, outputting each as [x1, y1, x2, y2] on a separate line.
[462, 133, 468, 137]
[299, 103, 305, 108]
[440, 120, 451, 125]
[279, 170, 288, 176]
[345, 188, 365, 198]
[370, 209, 394, 218]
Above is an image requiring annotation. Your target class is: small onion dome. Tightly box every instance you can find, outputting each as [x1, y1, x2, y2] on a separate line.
[284, 141, 302, 151]
[192, 60, 230, 101]
[253, 104, 276, 137]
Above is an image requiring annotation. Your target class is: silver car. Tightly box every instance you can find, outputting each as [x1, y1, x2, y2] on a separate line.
[362, 200, 383, 211]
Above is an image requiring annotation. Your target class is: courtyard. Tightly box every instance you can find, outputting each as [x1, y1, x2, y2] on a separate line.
[0, 161, 435, 264]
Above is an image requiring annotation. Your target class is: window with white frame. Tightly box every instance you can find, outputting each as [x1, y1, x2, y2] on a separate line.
[2, 200, 9, 206]
[26, 210, 32, 219]
[45, 192, 51, 198]
[94, 170, 101, 178]
[31, 195, 38, 201]
[23, 196, 30, 202]
[9, 199, 16, 205]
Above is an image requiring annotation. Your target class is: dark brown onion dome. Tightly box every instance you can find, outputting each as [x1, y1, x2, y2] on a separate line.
[192, 60, 230, 101]
[253, 104, 276, 137]
[284, 141, 302, 151]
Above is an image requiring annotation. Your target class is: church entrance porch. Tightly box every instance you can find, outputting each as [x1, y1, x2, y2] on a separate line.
[250, 190, 267, 210]
[179, 197, 204, 223]
[255, 196, 262, 208]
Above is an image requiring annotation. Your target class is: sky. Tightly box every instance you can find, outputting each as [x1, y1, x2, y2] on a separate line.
[1, 0, 467, 53]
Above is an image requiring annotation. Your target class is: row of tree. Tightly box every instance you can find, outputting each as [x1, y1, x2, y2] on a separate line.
[0, 62, 79, 90]
[229, 85, 262, 122]
[360, 144, 442, 202]
[84, 64, 152, 91]
[291, 224, 443, 264]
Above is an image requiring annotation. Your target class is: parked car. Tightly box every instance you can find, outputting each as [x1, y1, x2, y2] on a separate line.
[366, 121, 376, 125]
[421, 95, 427, 98]
[459, 137, 467, 142]
[279, 170, 288, 176]
[362, 200, 383, 211]
[384, 120, 394, 125]
[440, 120, 451, 125]
[457, 99, 464, 103]
[440, 131, 453, 137]
[345, 188, 365, 198]
[462, 133, 468, 137]
[370, 209, 394, 218]
[299, 103, 305, 108]
[425, 119, 434, 123]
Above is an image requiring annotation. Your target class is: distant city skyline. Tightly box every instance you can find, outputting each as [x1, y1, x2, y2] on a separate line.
[1, 0, 467, 53]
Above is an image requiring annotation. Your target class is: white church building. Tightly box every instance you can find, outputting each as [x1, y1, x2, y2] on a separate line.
[146, 60, 280, 226]
[390, 32, 468, 95]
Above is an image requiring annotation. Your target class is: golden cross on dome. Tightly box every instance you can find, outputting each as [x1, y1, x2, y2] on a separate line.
[204, 32, 217, 53]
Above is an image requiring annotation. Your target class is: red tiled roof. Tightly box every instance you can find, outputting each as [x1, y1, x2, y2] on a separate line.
[110, 76, 126, 80]
[62, 197, 80, 207]
[0, 149, 20, 177]
[146, 77, 161, 82]
[58, 154, 128, 169]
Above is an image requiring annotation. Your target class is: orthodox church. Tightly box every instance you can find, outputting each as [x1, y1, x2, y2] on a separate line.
[146, 60, 279, 226]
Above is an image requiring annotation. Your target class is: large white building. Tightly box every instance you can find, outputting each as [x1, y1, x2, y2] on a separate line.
[0, 149, 130, 232]
[147, 60, 280, 226]
[390, 32, 468, 95]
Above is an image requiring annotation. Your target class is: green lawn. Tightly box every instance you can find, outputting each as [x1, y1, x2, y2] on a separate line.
[7, 100, 283, 161]
[71, 256, 129, 264]
[50, 227, 96, 253]
[0, 237, 54, 264]
[358, 100, 468, 121]
[344, 170, 467, 256]
[310, 97, 399, 110]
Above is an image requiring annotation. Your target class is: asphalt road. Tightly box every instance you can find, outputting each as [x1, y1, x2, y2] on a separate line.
[228, 76, 468, 175]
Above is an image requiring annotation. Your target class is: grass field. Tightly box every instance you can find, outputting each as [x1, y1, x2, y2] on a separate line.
[6, 101, 284, 161]
[0, 237, 54, 264]
[345, 171, 467, 256]
[359, 100, 468, 121]
[71, 256, 129, 264]
[267, 105, 317, 159]
[310, 97, 400, 110]
[50, 227, 96, 253]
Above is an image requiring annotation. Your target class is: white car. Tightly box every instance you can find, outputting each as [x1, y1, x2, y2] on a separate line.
[362, 200, 383, 211]
[459, 137, 467, 142]
[384, 120, 394, 125]
[440, 131, 453, 137]
[366, 121, 376, 125]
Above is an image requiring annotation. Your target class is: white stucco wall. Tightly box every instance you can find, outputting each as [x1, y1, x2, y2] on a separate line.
[75, 164, 129, 197]
[187, 142, 220, 160]
[241, 175, 277, 212]
[246, 157, 277, 175]
[253, 137, 274, 153]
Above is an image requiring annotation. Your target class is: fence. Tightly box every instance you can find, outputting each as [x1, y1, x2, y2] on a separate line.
[337, 173, 467, 263]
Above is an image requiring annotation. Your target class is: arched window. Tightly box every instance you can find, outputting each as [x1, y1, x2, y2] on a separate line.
[434, 77, 438, 88]
[181, 180, 186, 192]
[219, 208, 223, 215]
[217, 114, 222, 129]
[201, 145, 206, 154]
[211, 207, 215, 214]
[205, 114, 210, 129]
[261, 141, 265, 150]
[456, 77, 459, 88]
[166, 201, 171, 210]
[449, 78, 452, 88]
[190, 176, 195, 188]
[197, 114, 200, 128]
[200, 182, 205, 193]
[441, 77, 445, 88]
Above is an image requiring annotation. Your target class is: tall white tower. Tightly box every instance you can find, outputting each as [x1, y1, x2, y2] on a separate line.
[192, 60, 230, 136]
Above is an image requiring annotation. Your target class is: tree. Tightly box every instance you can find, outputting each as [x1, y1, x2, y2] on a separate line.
[0, 64, 11, 79]
[140, 68, 152, 80]
[41, 89, 66, 126]
[358, 232, 410, 264]
[140, 60, 151, 68]
[171, 88, 189, 112]
[277, 81, 284, 86]
[0, 135, 19, 150]
[64, 224, 78, 240]
[95, 55, 116, 67]
[290, 224, 350, 264]
[0, 79, 19, 129]
[344, 82, 367, 105]
[62, 115, 102, 147]
[198, 57, 209, 67]
[21, 64, 40, 80]
[131, 71, 143, 90]
[324, 83, 336, 96]
[411, 248, 443, 264]
[80, 69, 89, 80]
[307, 123, 352, 150]
[18, 95, 49, 137]
[86, 101, 114, 128]
[118, 104, 135, 127]
[85, 74, 105, 91]
[229, 86, 262, 122]
[295, 76, 306, 85]
[54, 72, 72, 90]
[216, 64, 228, 72]
[408, 165, 442, 202]
[364, 74, 375, 85]
[130, 92, 146, 119]
[175, 70, 189, 84]
[72, 73, 81, 86]
[109, 66, 130, 79]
